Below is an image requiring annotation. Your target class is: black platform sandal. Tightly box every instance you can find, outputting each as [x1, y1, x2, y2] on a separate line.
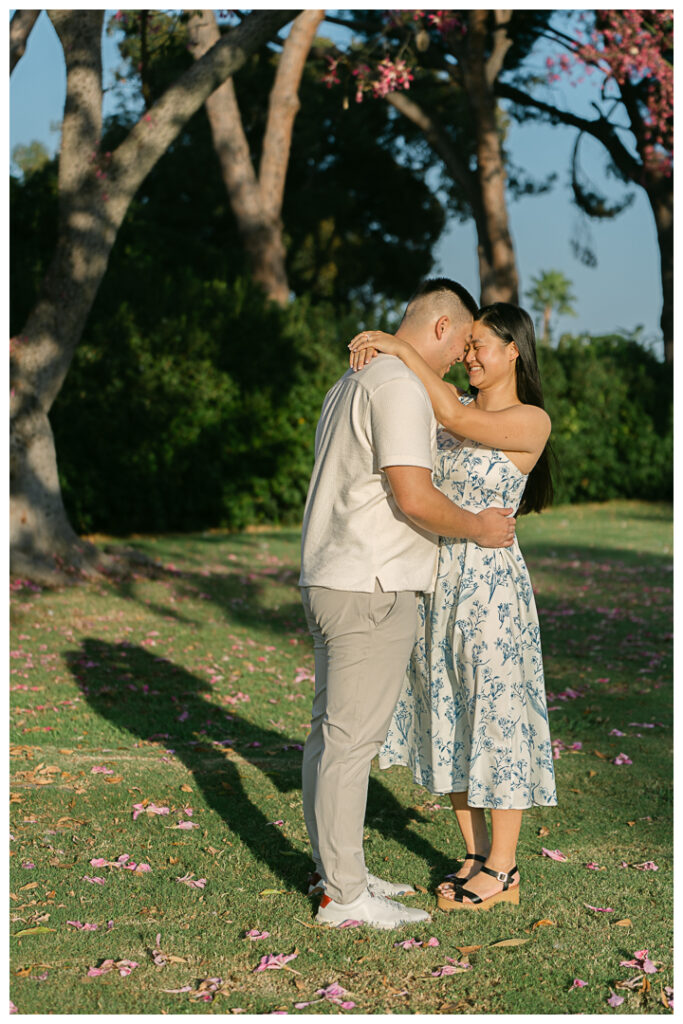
[435, 853, 487, 899]
[437, 864, 520, 912]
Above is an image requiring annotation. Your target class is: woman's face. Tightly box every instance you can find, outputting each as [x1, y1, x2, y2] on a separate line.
[463, 322, 517, 388]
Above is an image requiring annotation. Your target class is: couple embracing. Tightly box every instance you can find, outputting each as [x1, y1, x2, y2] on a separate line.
[298, 278, 557, 929]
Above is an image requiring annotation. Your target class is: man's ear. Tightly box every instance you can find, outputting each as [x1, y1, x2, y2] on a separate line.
[435, 315, 450, 339]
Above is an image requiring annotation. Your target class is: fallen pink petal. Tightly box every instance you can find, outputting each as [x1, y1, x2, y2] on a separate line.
[613, 752, 633, 765]
[338, 919, 362, 928]
[82, 875, 106, 885]
[91, 765, 114, 774]
[570, 978, 588, 989]
[253, 952, 298, 972]
[584, 904, 614, 912]
[245, 929, 270, 941]
[9, 1001, 17, 1014]
[633, 861, 658, 871]
[607, 990, 625, 1007]
[425, 937, 440, 947]
[542, 847, 568, 861]
[609, 728, 626, 737]
[585, 861, 603, 870]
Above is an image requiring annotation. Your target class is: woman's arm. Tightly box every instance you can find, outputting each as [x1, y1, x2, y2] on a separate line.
[349, 330, 551, 454]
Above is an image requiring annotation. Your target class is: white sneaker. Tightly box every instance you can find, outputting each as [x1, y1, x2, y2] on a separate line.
[307, 871, 416, 898]
[316, 888, 431, 930]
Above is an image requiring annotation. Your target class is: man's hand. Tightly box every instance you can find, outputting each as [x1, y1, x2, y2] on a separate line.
[471, 507, 516, 548]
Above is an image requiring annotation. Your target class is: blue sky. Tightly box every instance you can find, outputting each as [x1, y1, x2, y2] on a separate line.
[9, 10, 664, 356]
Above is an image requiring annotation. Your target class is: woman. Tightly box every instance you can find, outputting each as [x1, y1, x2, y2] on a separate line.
[348, 302, 557, 911]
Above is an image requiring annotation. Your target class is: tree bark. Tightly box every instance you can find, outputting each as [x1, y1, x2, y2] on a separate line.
[462, 10, 518, 305]
[10, 9, 40, 74]
[187, 9, 323, 306]
[10, 8, 297, 582]
[494, 79, 672, 362]
[648, 182, 673, 364]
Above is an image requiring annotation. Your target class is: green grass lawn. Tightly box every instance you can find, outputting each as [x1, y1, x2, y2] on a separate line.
[10, 500, 672, 1014]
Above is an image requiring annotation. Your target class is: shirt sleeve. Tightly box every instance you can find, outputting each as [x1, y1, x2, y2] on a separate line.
[369, 377, 435, 470]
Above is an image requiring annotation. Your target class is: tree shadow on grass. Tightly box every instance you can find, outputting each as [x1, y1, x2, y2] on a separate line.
[66, 638, 448, 895]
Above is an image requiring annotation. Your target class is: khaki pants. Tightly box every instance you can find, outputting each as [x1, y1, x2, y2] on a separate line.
[300, 584, 418, 903]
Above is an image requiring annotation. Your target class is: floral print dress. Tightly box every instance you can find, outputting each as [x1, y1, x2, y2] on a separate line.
[379, 404, 557, 809]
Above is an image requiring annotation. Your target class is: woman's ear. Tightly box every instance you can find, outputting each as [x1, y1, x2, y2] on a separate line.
[508, 342, 520, 362]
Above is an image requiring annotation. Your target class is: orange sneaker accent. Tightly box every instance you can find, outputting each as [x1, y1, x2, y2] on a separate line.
[319, 893, 332, 908]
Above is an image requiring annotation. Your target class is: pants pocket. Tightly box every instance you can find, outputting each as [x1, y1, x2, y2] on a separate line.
[369, 590, 398, 628]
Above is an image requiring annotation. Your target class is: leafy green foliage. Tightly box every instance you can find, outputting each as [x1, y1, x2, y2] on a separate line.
[51, 282, 350, 534]
[538, 334, 672, 504]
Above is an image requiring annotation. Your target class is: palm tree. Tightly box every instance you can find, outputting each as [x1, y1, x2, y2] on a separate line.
[526, 270, 577, 344]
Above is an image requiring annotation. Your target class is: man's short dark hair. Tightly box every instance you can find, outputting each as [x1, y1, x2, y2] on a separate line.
[407, 277, 479, 318]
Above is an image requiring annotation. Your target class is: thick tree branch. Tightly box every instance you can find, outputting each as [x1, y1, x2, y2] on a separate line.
[260, 9, 324, 218]
[486, 10, 513, 89]
[110, 9, 297, 206]
[10, 9, 40, 74]
[495, 80, 642, 183]
[385, 90, 475, 203]
[186, 11, 263, 232]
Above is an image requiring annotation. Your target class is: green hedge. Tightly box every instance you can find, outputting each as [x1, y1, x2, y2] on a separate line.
[52, 282, 350, 534]
[52, 303, 672, 535]
[538, 334, 672, 505]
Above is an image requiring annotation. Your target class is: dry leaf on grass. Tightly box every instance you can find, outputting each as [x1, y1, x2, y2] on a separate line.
[532, 919, 555, 929]
[615, 919, 633, 927]
[456, 945, 481, 954]
[490, 938, 529, 948]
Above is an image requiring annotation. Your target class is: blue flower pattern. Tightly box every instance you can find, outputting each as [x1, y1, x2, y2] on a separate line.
[379, 400, 557, 809]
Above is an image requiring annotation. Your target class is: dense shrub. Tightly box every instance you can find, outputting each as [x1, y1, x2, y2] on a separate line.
[51, 281, 352, 533]
[538, 334, 672, 505]
[54, 315, 672, 536]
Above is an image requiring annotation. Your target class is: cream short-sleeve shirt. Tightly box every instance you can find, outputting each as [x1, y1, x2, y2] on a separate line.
[299, 354, 439, 593]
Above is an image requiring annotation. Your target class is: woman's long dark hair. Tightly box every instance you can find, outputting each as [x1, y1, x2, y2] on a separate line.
[474, 302, 555, 514]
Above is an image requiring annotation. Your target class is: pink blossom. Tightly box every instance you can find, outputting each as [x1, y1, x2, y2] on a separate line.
[253, 952, 298, 972]
[91, 765, 114, 774]
[338, 919, 362, 928]
[395, 938, 422, 949]
[613, 752, 632, 765]
[176, 874, 206, 889]
[10, 1002, 17, 1014]
[425, 936, 440, 946]
[245, 929, 270, 941]
[542, 847, 568, 861]
[620, 948, 658, 974]
[632, 860, 658, 871]
[607, 990, 624, 1007]
[173, 820, 199, 830]
[571, 978, 588, 989]
[68, 920, 98, 930]
[268, 820, 284, 827]
[585, 861, 603, 870]
[609, 728, 625, 737]
[584, 904, 613, 912]
[82, 875, 106, 884]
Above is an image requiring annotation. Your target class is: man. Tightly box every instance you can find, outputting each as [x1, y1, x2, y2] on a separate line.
[298, 278, 516, 929]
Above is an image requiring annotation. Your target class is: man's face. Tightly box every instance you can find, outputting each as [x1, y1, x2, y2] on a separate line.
[437, 319, 473, 377]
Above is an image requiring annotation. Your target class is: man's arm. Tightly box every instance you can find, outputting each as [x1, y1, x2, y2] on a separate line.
[384, 465, 515, 548]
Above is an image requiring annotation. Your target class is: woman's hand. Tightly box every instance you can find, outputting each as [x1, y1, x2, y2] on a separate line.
[348, 330, 404, 371]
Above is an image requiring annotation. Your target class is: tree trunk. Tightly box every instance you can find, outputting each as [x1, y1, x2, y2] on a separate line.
[10, 8, 297, 583]
[462, 10, 519, 305]
[10, 9, 40, 74]
[647, 181, 673, 364]
[188, 9, 323, 306]
[542, 305, 551, 345]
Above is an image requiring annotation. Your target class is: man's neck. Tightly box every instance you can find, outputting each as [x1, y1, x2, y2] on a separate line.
[395, 326, 441, 375]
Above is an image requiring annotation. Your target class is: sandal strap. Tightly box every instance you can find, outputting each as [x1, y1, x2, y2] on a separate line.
[451, 884, 482, 904]
[479, 864, 519, 889]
